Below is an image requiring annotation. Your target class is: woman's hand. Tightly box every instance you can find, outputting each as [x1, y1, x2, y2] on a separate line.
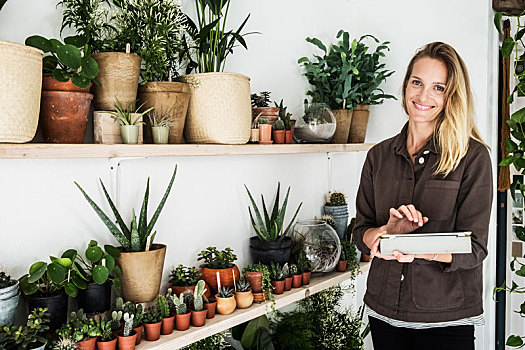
[370, 239, 415, 262]
[385, 204, 429, 234]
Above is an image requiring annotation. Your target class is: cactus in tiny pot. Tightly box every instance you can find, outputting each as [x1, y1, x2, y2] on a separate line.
[272, 119, 285, 144]
[156, 294, 174, 335]
[191, 280, 207, 327]
[327, 191, 347, 206]
[123, 313, 134, 337]
[323, 191, 349, 239]
[172, 293, 191, 331]
[116, 312, 136, 349]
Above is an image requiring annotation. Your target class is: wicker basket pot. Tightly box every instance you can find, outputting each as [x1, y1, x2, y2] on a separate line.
[0, 40, 43, 143]
[493, 0, 525, 15]
[92, 52, 141, 111]
[180, 72, 251, 144]
[138, 82, 189, 144]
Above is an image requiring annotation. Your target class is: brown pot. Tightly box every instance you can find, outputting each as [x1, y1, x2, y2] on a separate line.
[292, 274, 302, 288]
[204, 299, 217, 319]
[271, 280, 285, 295]
[117, 330, 137, 350]
[92, 52, 141, 110]
[245, 271, 263, 293]
[336, 260, 348, 272]
[171, 283, 211, 299]
[302, 271, 311, 285]
[252, 291, 268, 303]
[161, 315, 175, 335]
[216, 295, 236, 315]
[348, 104, 370, 143]
[143, 322, 161, 341]
[42, 76, 91, 93]
[252, 107, 280, 125]
[96, 337, 117, 350]
[285, 130, 293, 144]
[76, 337, 96, 350]
[331, 109, 353, 144]
[258, 124, 272, 144]
[200, 265, 240, 295]
[493, 0, 525, 15]
[191, 309, 207, 327]
[138, 81, 190, 144]
[117, 244, 166, 303]
[175, 312, 191, 331]
[361, 253, 371, 262]
[40, 90, 93, 143]
[133, 325, 143, 345]
[234, 291, 254, 309]
[284, 277, 293, 291]
[273, 130, 285, 144]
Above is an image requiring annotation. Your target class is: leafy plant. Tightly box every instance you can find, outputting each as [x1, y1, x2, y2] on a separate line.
[251, 91, 272, 108]
[108, 101, 153, 126]
[181, 331, 230, 350]
[236, 279, 251, 293]
[1, 308, 50, 350]
[193, 280, 207, 311]
[289, 264, 299, 276]
[56, 310, 100, 342]
[142, 310, 162, 324]
[74, 166, 177, 252]
[96, 317, 113, 342]
[243, 263, 273, 299]
[273, 120, 285, 131]
[25, 35, 98, 89]
[217, 286, 234, 298]
[232, 315, 274, 350]
[275, 100, 292, 130]
[197, 246, 237, 269]
[297, 249, 310, 273]
[269, 262, 284, 282]
[245, 183, 303, 242]
[169, 264, 201, 287]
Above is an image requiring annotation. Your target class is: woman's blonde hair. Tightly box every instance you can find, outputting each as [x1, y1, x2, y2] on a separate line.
[401, 42, 486, 176]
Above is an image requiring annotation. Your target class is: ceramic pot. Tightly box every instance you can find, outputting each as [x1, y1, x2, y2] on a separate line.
[77, 282, 111, 314]
[249, 236, 292, 266]
[336, 260, 348, 272]
[258, 124, 272, 144]
[133, 325, 143, 345]
[152, 126, 169, 144]
[96, 337, 117, 350]
[161, 315, 175, 335]
[273, 130, 285, 144]
[76, 337, 96, 350]
[120, 125, 140, 144]
[244, 271, 263, 293]
[143, 322, 161, 341]
[271, 280, 285, 295]
[0, 280, 19, 326]
[42, 76, 90, 92]
[117, 330, 137, 350]
[323, 205, 349, 240]
[191, 309, 207, 327]
[216, 295, 236, 315]
[204, 299, 217, 319]
[200, 265, 240, 295]
[175, 312, 191, 331]
[234, 291, 254, 309]
[252, 291, 268, 303]
[292, 274, 302, 288]
[284, 277, 293, 291]
[302, 271, 311, 285]
[285, 130, 293, 144]
[171, 283, 211, 299]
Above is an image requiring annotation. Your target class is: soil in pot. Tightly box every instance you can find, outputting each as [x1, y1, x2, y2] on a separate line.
[273, 130, 285, 144]
[26, 292, 68, 330]
[77, 282, 111, 314]
[336, 260, 348, 272]
[204, 299, 217, 319]
[234, 291, 254, 309]
[191, 309, 207, 327]
[161, 315, 175, 335]
[133, 325, 143, 345]
[284, 277, 293, 291]
[271, 280, 285, 295]
[143, 321, 162, 341]
[292, 274, 302, 288]
[302, 272, 311, 285]
[249, 236, 293, 266]
[216, 296, 236, 315]
[244, 271, 263, 293]
[200, 265, 240, 295]
[76, 337, 96, 350]
[175, 312, 191, 331]
[96, 337, 117, 350]
[116, 330, 137, 350]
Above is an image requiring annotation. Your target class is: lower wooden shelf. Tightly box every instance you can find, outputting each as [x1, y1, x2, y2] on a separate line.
[138, 262, 371, 350]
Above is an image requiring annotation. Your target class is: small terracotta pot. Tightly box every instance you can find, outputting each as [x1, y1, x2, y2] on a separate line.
[42, 76, 91, 93]
[117, 330, 137, 350]
[271, 280, 285, 295]
[302, 272, 311, 285]
[133, 325, 143, 345]
[204, 299, 217, 319]
[143, 321, 162, 341]
[96, 337, 117, 350]
[258, 124, 272, 144]
[175, 312, 191, 331]
[285, 130, 293, 144]
[191, 309, 207, 327]
[200, 265, 240, 295]
[245, 271, 263, 293]
[172, 284, 211, 299]
[235, 291, 254, 309]
[76, 337, 96, 350]
[292, 274, 302, 288]
[252, 291, 268, 303]
[284, 277, 293, 291]
[216, 295, 236, 315]
[161, 315, 175, 335]
[336, 260, 348, 272]
[273, 130, 285, 144]
[361, 254, 371, 262]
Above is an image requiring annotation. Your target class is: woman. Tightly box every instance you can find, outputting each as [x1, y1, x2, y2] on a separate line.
[353, 42, 493, 350]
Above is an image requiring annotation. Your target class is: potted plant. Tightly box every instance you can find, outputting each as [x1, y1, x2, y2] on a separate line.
[56, 310, 100, 350]
[290, 264, 302, 288]
[179, 0, 255, 144]
[249, 118, 260, 143]
[109, 310, 123, 336]
[191, 280, 208, 327]
[272, 120, 286, 144]
[245, 182, 303, 265]
[203, 295, 217, 319]
[257, 118, 272, 144]
[269, 262, 285, 295]
[75, 166, 177, 303]
[156, 294, 174, 335]
[243, 263, 272, 303]
[297, 249, 311, 285]
[25, 35, 98, 143]
[282, 263, 293, 291]
[337, 249, 348, 272]
[275, 100, 294, 144]
[0, 270, 19, 326]
[168, 264, 202, 297]
[234, 279, 253, 309]
[149, 112, 172, 144]
[251, 91, 280, 126]
[1, 308, 50, 350]
[96, 317, 117, 350]
[215, 286, 236, 315]
[142, 310, 162, 341]
[53, 336, 77, 350]
[197, 246, 240, 295]
[94, 101, 153, 144]
[171, 293, 191, 331]
[116, 313, 137, 350]
[323, 191, 349, 239]
[122, 302, 143, 345]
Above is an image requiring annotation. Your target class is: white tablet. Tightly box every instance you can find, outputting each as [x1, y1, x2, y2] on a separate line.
[379, 232, 472, 255]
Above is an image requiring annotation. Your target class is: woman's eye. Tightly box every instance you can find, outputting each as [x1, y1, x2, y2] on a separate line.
[412, 80, 421, 86]
[435, 85, 445, 92]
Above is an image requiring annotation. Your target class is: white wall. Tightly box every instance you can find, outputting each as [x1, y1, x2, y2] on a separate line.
[0, 1, 497, 349]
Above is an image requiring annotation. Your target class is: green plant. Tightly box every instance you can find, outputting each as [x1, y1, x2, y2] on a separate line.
[232, 315, 274, 350]
[327, 192, 347, 206]
[282, 263, 290, 279]
[217, 286, 234, 298]
[123, 302, 143, 328]
[56, 310, 99, 342]
[75, 166, 177, 252]
[269, 262, 284, 281]
[109, 310, 123, 332]
[108, 101, 154, 126]
[181, 331, 230, 350]
[236, 279, 251, 293]
[193, 280, 207, 311]
[243, 263, 273, 299]
[96, 317, 113, 342]
[197, 246, 237, 269]
[122, 313, 134, 337]
[25, 35, 98, 89]
[156, 295, 171, 318]
[0, 271, 14, 289]
[113, 297, 124, 311]
[182, 289, 194, 309]
[172, 293, 188, 315]
[321, 215, 337, 230]
[245, 182, 303, 242]
[258, 118, 268, 125]
[297, 250, 310, 273]
[343, 241, 361, 279]
[3, 308, 50, 350]
[275, 100, 293, 130]
[53, 336, 77, 350]
[149, 112, 173, 128]
[289, 264, 299, 276]
[273, 120, 285, 131]
[169, 264, 201, 287]
[142, 310, 162, 324]
[251, 91, 272, 108]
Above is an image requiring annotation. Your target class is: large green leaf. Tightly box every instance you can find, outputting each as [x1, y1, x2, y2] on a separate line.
[503, 37, 515, 59]
[103, 254, 115, 272]
[93, 265, 110, 284]
[104, 244, 121, 259]
[64, 35, 88, 48]
[64, 282, 78, 297]
[86, 245, 104, 263]
[49, 39, 63, 53]
[241, 316, 269, 349]
[53, 257, 72, 268]
[138, 178, 150, 246]
[98, 180, 131, 242]
[306, 37, 327, 54]
[81, 55, 98, 79]
[507, 139, 519, 153]
[43, 56, 58, 72]
[25, 35, 51, 53]
[255, 328, 275, 350]
[19, 275, 38, 295]
[28, 262, 47, 283]
[494, 12, 503, 34]
[71, 273, 87, 289]
[507, 335, 524, 347]
[73, 262, 90, 281]
[47, 262, 66, 283]
[130, 210, 141, 251]
[56, 44, 82, 69]
[61, 249, 77, 260]
[71, 74, 90, 89]
[245, 185, 268, 239]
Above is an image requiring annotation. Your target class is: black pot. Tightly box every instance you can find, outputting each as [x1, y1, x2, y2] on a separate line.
[249, 236, 293, 265]
[493, 0, 525, 16]
[77, 282, 111, 314]
[26, 292, 68, 330]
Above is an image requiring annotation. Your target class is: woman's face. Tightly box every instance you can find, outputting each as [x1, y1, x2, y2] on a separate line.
[404, 57, 448, 126]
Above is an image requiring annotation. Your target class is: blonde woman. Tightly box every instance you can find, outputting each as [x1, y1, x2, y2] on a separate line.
[354, 42, 492, 349]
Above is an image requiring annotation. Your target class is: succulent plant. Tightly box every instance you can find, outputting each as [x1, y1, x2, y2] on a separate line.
[269, 262, 284, 281]
[297, 249, 310, 273]
[274, 119, 285, 130]
[339, 249, 346, 261]
[142, 310, 162, 324]
[96, 317, 113, 342]
[53, 336, 76, 350]
[236, 279, 251, 293]
[251, 91, 271, 108]
[275, 99, 293, 130]
[114, 297, 124, 311]
[328, 191, 347, 206]
[110, 310, 123, 332]
[282, 263, 290, 278]
[0, 271, 13, 289]
[289, 264, 299, 276]
[258, 118, 268, 125]
[197, 247, 237, 269]
[193, 280, 207, 312]
[156, 295, 170, 318]
[172, 294, 188, 315]
[123, 313, 134, 337]
[123, 302, 143, 328]
[217, 286, 234, 298]
[169, 264, 201, 286]
[321, 215, 337, 230]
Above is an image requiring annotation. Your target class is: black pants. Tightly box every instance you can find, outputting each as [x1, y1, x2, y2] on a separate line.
[369, 316, 475, 350]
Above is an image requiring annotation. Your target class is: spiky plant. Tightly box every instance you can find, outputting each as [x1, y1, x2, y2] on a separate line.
[297, 249, 310, 273]
[289, 264, 299, 276]
[108, 101, 153, 126]
[269, 262, 284, 281]
[193, 280, 207, 312]
[156, 295, 170, 318]
[172, 294, 188, 315]
[123, 313, 134, 337]
[217, 286, 234, 298]
[148, 112, 173, 128]
[236, 279, 251, 293]
[110, 311, 122, 332]
[321, 215, 337, 230]
[275, 99, 293, 130]
[182, 289, 194, 311]
[0, 271, 13, 289]
[53, 336, 76, 350]
[327, 192, 347, 206]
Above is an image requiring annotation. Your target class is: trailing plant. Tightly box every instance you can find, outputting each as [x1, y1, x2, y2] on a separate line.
[149, 112, 173, 128]
[245, 183, 303, 242]
[297, 249, 310, 273]
[193, 280, 207, 311]
[142, 310, 162, 324]
[0, 270, 14, 289]
[109, 311, 123, 332]
[243, 263, 273, 298]
[273, 120, 285, 131]
[342, 240, 360, 279]
[169, 264, 201, 286]
[251, 91, 272, 108]
[275, 99, 292, 130]
[25, 35, 98, 89]
[108, 101, 154, 126]
[96, 317, 113, 342]
[156, 295, 171, 318]
[197, 246, 237, 269]
[181, 331, 230, 350]
[327, 191, 347, 206]
[53, 336, 77, 350]
[217, 286, 234, 298]
[75, 166, 177, 252]
[269, 262, 284, 281]
[122, 313, 134, 337]
[1, 308, 50, 350]
[123, 302, 143, 328]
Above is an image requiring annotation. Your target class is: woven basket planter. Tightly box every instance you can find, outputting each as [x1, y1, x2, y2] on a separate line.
[180, 73, 251, 144]
[0, 40, 43, 143]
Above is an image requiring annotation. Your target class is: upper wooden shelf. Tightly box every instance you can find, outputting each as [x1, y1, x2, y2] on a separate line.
[0, 143, 374, 159]
[137, 262, 371, 350]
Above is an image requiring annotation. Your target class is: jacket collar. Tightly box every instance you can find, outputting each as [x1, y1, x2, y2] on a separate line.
[393, 122, 439, 157]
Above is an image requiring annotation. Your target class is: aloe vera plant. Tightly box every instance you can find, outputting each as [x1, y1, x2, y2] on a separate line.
[75, 166, 177, 252]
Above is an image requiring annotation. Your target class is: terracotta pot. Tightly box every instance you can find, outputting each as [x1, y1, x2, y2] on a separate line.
[258, 124, 272, 144]
[138, 81, 190, 144]
[285, 130, 293, 144]
[133, 325, 143, 345]
[271, 280, 285, 295]
[252, 107, 280, 126]
[117, 244, 166, 303]
[302, 272, 311, 285]
[161, 315, 175, 335]
[245, 271, 263, 293]
[143, 322, 161, 341]
[292, 274, 302, 288]
[191, 309, 207, 327]
[42, 76, 91, 93]
[331, 109, 353, 144]
[40, 90, 93, 143]
[348, 104, 370, 143]
[249, 128, 259, 143]
[493, 0, 525, 15]
[175, 312, 191, 331]
[200, 265, 240, 295]
[273, 130, 285, 144]
[96, 337, 117, 350]
[171, 284, 211, 299]
[216, 295, 236, 315]
[336, 260, 348, 272]
[284, 277, 293, 291]
[204, 299, 217, 319]
[117, 330, 137, 350]
[234, 291, 254, 309]
[92, 52, 141, 110]
[76, 337, 96, 350]
[252, 291, 268, 303]
[361, 253, 371, 262]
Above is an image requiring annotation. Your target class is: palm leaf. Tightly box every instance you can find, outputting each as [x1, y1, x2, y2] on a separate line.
[245, 185, 268, 237]
[98, 179, 131, 241]
[146, 165, 178, 237]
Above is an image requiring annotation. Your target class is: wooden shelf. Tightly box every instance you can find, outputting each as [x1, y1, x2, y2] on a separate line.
[137, 262, 371, 350]
[0, 143, 374, 159]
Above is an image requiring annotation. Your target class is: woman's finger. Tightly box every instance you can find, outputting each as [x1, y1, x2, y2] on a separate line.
[416, 210, 424, 227]
[406, 204, 419, 223]
[393, 251, 415, 263]
[398, 205, 413, 221]
[389, 207, 403, 219]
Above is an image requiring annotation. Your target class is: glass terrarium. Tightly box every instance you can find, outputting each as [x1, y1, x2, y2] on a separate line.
[289, 220, 341, 272]
[292, 102, 336, 143]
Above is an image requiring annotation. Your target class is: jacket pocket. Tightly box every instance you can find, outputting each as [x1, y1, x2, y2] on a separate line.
[366, 258, 387, 296]
[419, 180, 460, 221]
[411, 262, 464, 310]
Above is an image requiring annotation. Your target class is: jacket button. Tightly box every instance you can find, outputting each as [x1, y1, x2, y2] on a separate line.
[401, 274, 405, 281]
[423, 150, 430, 155]
[419, 157, 425, 164]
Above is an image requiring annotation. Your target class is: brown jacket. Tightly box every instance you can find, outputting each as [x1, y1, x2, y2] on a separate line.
[354, 123, 493, 322]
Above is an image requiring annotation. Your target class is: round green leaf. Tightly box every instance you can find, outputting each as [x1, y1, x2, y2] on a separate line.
[61, 249, 77, 260]
[103, 254, 115, 271]
[64, 35, 88, 48]
[80, 56, 98, 79]
[73, 262, 89, 281]
[112, 266, 122, 278]
[86, 245, 104, 263]
[47, 262, 66, 283]
[28, 262, 47, 283]
[56, 44, 82, 69]
[64, 282, 78, 297]
[507, 335, 524, 347]
[104, 245, 121, 259]
[71, 273, 87, 289]
[19, 276, 38, 295]
[113, 278, 122, 296]
[93, 265, 110, 285]
[89, 240, 98, 247]
[43, 56, 58, 73]
[49, 39, 63, 53]
[71, 74, 90, 89]
[25, 35, 51, 53]
[54, 257, 72, 268]
[52, 69, 70, 83]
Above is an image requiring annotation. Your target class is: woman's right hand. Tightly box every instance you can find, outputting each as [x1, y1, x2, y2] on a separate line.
[385, 204, 428, 234]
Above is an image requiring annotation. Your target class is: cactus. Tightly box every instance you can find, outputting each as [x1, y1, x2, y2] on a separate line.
[156, 295, 170, 318]
[193, 280, 207, 312]
[297, 249, 309, 273]
[236, 279, 251, 292]
[172, 294, 188, 315]
[182, 289, 194, 310]
[52, 336, 76, 350]
[0, 271, 13, 289]
[282, 263, 290, 278]
[340, 249, 346, 261]
[289, 263, 299, 275]
[123, 302, 143, 328]
[110, 310, 123, 331]
[142, 310, 162, 324]
[123, 313, 134, 337]
[321, 215, 337, 230]
[217, 286, 234, 298]
[328, 192, 346, 206]
[274, 119, 285, 130]
[114, 297, 124, 311]
[269, 262, 284, 281]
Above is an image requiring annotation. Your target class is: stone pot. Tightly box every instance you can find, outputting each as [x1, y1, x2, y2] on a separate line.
[323, 205, 349, 240]
[234, 290, 254, 309]
[0, 292, 18, 326]
[120, 125, 140, 144]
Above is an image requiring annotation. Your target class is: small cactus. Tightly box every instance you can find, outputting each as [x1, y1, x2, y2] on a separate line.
[340, 249, 346, 261]
[258, 118, 268, 125]
[114, 297, 124, 311]
[182, 289, 194, 310]
[193, 280, 207, 312]
[321, 215, 337, 230]
[217, 286, 234, 298]
[172, 294, 187, 315]
[236, 279, 251, 292]
[110, 310, 123, 331]
[123, 312, 134, 337]
[156, 295, 170, 318]
[297, 249, 309, 273]
[328, 192, 347, 206]
[274, 119, 285, 130]
[282, 263, 290, 278]
[52, 336, 76, 350]
[0, 271, 13, 289]
[123, 302, 143, 328]
[289, 263, 299, 275]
